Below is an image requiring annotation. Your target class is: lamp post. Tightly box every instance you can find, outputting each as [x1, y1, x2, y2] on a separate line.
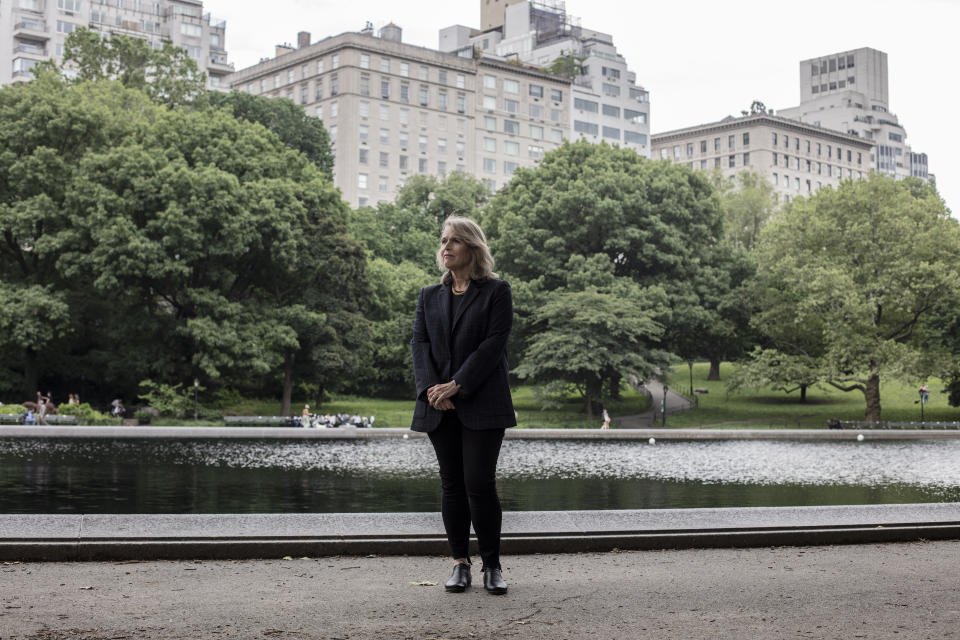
[193, 378, 199, 422]
[662, 384, 668, 428]
[688, 360, 694, 397]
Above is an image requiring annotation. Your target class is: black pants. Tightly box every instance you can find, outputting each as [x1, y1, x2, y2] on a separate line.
[428, 411, 505, 569]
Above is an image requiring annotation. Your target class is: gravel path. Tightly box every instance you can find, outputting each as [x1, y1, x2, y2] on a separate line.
[2, 540, 958, 639]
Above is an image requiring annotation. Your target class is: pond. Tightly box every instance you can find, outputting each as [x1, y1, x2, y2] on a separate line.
[1, 437, 959, 513]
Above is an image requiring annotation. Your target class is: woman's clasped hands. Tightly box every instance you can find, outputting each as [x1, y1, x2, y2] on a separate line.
[427, 380, 461, 411]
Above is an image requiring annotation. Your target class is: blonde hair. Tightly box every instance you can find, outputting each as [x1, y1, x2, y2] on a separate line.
[436, 215, 497, 285]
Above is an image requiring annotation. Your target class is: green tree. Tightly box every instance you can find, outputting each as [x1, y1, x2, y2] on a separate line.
[57, 28, 206, 107]
[714, 169, 778, 251]
[204, 91, 334, 178]
[750, 174, 960, 421]
[482, 141, 727, 405]
[547, 53, 585, 79]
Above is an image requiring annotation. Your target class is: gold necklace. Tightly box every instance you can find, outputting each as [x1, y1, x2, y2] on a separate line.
[452, 282, 469, 295]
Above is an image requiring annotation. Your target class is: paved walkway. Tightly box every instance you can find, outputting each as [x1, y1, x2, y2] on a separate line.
[2, 541, 958, 639]
[616, 378, 698, 428]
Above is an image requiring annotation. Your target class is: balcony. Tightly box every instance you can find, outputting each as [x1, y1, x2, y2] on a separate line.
[13, 20, 50, 40]
[207, 57, 234, 73]
[13, 41, 46, 56]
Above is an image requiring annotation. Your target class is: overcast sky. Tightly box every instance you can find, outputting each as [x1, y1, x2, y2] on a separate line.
[204, 0, 959, 214]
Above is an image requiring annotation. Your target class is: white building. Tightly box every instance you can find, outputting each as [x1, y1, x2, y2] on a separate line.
[778, 48, 928, 180]
[440, 0, 650, 157]
[0, 0, 232, 89]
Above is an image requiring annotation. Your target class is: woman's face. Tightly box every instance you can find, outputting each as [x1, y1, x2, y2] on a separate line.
[440, 227, 472, 272]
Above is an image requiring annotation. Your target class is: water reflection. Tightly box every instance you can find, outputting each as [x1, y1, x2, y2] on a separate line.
[1, 438, 959, 514]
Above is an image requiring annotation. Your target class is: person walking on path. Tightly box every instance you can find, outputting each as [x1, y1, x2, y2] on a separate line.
[601, 408, 611, 429]
[411, 215, 515, 596]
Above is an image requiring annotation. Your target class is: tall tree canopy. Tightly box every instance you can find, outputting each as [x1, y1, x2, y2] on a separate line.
[749, 174, 960, 421]
[0, 73, 365, 407]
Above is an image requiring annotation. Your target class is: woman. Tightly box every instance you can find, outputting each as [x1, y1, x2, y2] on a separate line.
[411, 215, 515, 595]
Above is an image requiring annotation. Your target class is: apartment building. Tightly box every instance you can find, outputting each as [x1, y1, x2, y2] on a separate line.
[0, 0, 232, 88]
[778, 48, 928, 180]
[441, 0, 651, 157]
[652, 113, 873, 204]
[227, 27, 570, 207]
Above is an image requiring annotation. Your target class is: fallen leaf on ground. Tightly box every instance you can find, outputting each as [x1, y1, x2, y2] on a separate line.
[409, 581, 438, 586]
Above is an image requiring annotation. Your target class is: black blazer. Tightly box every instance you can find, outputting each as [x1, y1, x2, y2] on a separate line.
[410, 278, 516, 432]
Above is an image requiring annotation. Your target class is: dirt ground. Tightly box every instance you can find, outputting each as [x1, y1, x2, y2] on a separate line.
[2, 540, 958, 640]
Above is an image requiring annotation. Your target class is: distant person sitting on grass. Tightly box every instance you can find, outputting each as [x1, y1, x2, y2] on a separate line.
[23, 409, 36, 425]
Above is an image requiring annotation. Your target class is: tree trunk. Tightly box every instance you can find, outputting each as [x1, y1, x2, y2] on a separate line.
[864, 367, 881, 422]
[707, 358, 721, 381]
[314, 383, 324, 411]
[24, 348, 39, 401]
[799, 384, 807, 403]
[607, 372, 622, 400]
[281, 352, 294, 416]
[585, 375, 602, 421]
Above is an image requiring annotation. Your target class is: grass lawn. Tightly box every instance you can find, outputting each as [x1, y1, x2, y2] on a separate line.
[209, 385, 652, 429]
[664, 362, 960, 428]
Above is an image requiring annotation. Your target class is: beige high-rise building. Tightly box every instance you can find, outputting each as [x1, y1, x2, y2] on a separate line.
[227, 27, 570, 208]
[779, 48, 928, 180]
[652, 113, 873, 204]
[0, 0, 233, 89]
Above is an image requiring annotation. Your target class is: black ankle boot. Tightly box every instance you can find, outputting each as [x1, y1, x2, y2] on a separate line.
[482, 566, 507, 595]
[445, 562, 471, 592]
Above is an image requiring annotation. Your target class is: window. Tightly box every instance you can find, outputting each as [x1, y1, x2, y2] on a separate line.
[529, 125, 543, 140]
[806, 159, 812, 172]
[399, 108, 409, 125]
[714, 138, 720, 152]
[817, 143, 822, 156]
[700, 140, 707, 153]
[315, 81, 323, 101]
[358, 101, 370, 117]
[180, 23, 202, 37]
[672, 146, 680, 160]
[603, 126, 621, 141]
[419, 66, 428, 81]
[483, 178, 496, 191]
[574, 121, 598, 136]
[503, 78, 519, 94]
[484, 116, 496, 130]
[379, 104, 390, 121]
[483, 137, 497, 152]
[743, 132, 750, 146]
[551, 89, 562, 102]
[399, 131, 408, 147]
[714, 158, 721, 168]
[380, 58, 390, 73]
[743, 152, 750, 165]
[330, 101, 339, 117]
[400, 84, 409, 103]
[686, 143, 694, 157]
[529, 84, 544, 99]
[399, 155, 408, 171]
[574, 98, 599, 112]
[358, 174, 368, 190]
[773, 173, 778, 185]
[529, 145, 544, 160]
[59, 0, 82, 11]
[455, 141, 464, 156]
[358, 149, 369, 165]
[330, 75, 338, 95]
[857, 152, 862, 165]
[438, 92, 447, 110]
[624, 131, 646, 145]
[332, 55, 340, 69]
[456, 74, 465, 89]
[504, 99, 519, 113]
[551, 109, 562, 122]
[783, 135, 788, 148]
[602, 104, 620, 117]
[300, 85, 308, 105]
[437, 138, 447, 154]
[437, 161, 447, 175]
[418, 87, 428, 107]
[728, 135, 735, 149]
[456, 95, 465, 114]
[419, 111, 429, 126]
[484, 158, 496, 173]
[504, 162, 518, 176]
[438, 70, 447, 85]
[358, 124, 369, 142]
[419, 158, 428, 173]
[806, 140, 811, 153]
[729, 155, 736, 168]
[551, 129, 563, 143]
[419, 135, 428, 152]
[624, 109, 646, 124]
[602, 83, 620, 97]
[772, 152, 778, 165]
[700, 160, 707, 169]
[483, 95, 496, 110]
[381, 80, 390, 100]
[529, 104, 544, 119]
[602, 66, 621, 80]
[438, 115, 447, 130]
[504, 141, 519, 156]
[484, 75, 496, 89]
[504, 120, 519, 135]
[629, 88, 649, 103]
[359, 54, 370, 70]
[379, 176, 389, 193]
[317, 60, 325, 74]
[380, 128, 389, 144]
[795, 177, 801, 190]
[836, 146, 842, 160]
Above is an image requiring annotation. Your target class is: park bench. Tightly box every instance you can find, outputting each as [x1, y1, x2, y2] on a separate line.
[0, 413, 79, 425]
